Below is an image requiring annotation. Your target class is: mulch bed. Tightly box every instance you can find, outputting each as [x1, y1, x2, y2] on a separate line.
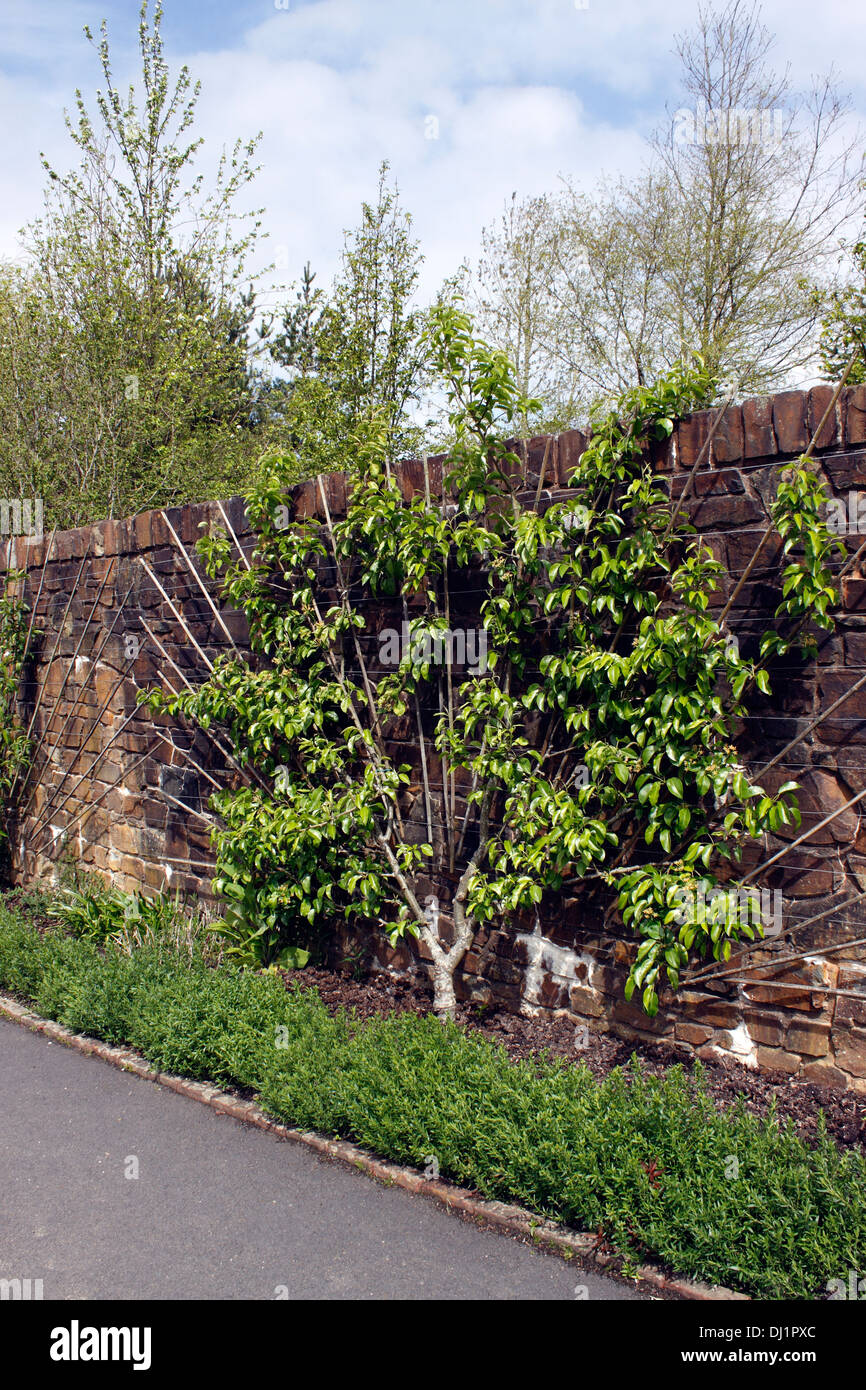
[287, 964, 866, 1154]
[5, 888, 864, 1154]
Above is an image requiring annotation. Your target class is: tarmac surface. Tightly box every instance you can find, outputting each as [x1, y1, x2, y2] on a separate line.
[0, 1016, 644, 1300]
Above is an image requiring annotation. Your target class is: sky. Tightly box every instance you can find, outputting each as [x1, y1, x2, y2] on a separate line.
[1, 0, 865, 315]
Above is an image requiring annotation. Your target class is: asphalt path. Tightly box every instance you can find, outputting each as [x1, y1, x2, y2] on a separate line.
[0, 1016, 644, 1301]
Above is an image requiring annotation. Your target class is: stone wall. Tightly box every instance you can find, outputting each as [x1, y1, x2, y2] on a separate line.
[6, 381, 866, 1089]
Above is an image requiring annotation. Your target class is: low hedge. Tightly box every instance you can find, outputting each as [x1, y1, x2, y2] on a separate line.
[0, 898, 863, 1299]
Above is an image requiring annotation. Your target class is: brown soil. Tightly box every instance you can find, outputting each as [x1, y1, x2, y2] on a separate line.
[6, 887, 864, 1155]
[289, 964, 866, 1154]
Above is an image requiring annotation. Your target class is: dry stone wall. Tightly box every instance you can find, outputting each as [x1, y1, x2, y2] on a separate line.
[7, 381, 866, 1090]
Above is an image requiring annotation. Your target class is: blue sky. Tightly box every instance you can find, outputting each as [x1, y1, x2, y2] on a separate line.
[2, 0, 864, 310]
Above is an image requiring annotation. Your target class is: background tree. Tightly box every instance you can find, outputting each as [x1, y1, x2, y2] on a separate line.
[267, 164, 431, 480]
[460, 192, 575, 435]
[817, 224, 866, 384]
[0, 0, 268, 528]
[467, 0, 862, 425]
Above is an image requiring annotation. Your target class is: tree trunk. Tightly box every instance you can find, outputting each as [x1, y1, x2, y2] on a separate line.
[431, 951, 459, 1018]
[421, 887, 477, 1020]
[384, 787, 492, 1021]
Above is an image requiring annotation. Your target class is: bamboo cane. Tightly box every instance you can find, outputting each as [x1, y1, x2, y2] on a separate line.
[37, 743, 156, 855]
[217, 500, 252, 572]
[16, 558, 117, 806]
[705, 979, 866, 1003]
[160, 510, 244, 657]
[686, 887, 866, 984]
[741, 785, 866, 883]
[28, 697, 144, 839]
[685, 933, 866, 989]
[19, 580, 137, 819]
[138, 557, 216, 675]
[137, 615, 270, 794]
[7, 544, 92, 804]
[18, 526, 56, 668]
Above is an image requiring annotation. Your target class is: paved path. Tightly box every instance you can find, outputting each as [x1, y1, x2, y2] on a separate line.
[0, 1017, 643, 1301]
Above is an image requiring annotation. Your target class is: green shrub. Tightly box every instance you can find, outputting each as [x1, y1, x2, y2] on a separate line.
[0, 896, 863, 1299]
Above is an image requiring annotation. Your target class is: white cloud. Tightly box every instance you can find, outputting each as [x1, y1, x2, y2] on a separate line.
[1, 0, 863, 316]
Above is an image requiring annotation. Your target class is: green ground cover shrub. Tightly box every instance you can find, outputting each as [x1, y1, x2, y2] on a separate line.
[0, 894, 862, 1299]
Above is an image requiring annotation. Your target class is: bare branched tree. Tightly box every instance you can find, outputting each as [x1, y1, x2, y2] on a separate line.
[467, 0, 863, 424]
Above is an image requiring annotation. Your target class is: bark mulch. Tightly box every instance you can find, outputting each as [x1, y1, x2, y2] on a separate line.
[5, 890, 863, 1155]
[287, 964, 866, 1154]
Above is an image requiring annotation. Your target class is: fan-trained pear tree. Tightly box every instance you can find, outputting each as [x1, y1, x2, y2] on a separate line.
[144, 303, 841, 1017]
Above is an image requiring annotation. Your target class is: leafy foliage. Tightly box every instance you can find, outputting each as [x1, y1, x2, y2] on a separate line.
[466, 2, 861, 423]
[0, 0, 269, 527]
[47, 878, 213, 952]
[143, 302, 840, 1015]
[817, 234, 866, 386]
[265, 163, 431, 479]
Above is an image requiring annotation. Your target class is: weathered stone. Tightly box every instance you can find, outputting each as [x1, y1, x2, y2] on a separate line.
[724, 528, 783, 573]
[801, 1061, 850, 1089]
[818, 669, 866, 742]
[742, 396, 776, 457]
[674, 409, 714, 468]
[821, 452, 866, 492]
[569, 985, 606, 1019]
[843, 384, 866, 446]
[670, 467, 745, 499]
[712, 406, 745, 463]
[649, 436, 673, 473]
[808, 385, 840, 450]
[557, 429, 587, 484]
[745, 1016, 784, 1047]
[674, 1022, 712, 1045]
[755, 1046, 802, 1075]
[833, 1026, 866, 1079]
[785, 1023, 831, 1057]
[681, 997, 740, 1028]
[764, 852, 835, 899]
[772, 390, 808, 454]
[764, 769, 860, 845]
[690, 494, 765, 528]
[396, 458, 427, 500]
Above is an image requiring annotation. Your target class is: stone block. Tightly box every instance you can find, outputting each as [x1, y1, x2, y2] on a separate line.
[674, 410, 714, 469]
[712, 405, 745, 462]
[808, 384, 840, 450]
[842, 384, 866, 446]
[772, 390, 808, 454]
[674, 1022, 712, 1045]
[689, 493, 765, 528]
[742, 396, 777, 458]
[755, 1046, 802, 1074]
[833, 1025, 866, 1079]
[785, 1022, 831, 1057]
[557, 429, 587, 484]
